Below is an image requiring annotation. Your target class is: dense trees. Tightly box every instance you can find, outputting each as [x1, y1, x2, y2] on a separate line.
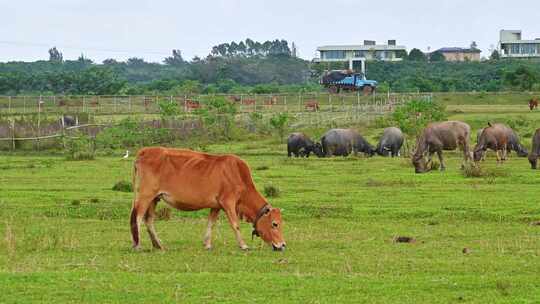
[210, 39, 292, 57]
[1, 43, 540, 95]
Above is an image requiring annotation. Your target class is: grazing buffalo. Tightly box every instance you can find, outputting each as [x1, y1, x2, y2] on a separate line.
[412, 121, 472, 173]
[507, 128, 528, 157]
[473, 123, 510, 163]
[476, 126, 528, 159]
[529, 98, 538, 111]
[131, 148, 286, 251]
[376, 127, 404, 157]
[287, 133, 323, 158]
[528, 128, 540, 169]
[321, 129, 375, 157]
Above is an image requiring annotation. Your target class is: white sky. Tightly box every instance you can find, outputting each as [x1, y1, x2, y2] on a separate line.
[0, 0, 539, 63]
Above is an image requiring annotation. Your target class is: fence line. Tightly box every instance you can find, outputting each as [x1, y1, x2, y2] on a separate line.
[0, 92, 431, 116]
[0, 93, 432, 151]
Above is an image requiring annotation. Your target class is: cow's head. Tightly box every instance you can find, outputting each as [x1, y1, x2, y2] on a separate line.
[529, 153, 538, 169]
[312, 143, 325, 158]
[516, 145, 529, 157]
[253, 207, 286, 251]
[473, 146, 485, 162]
[412, 154, 429, 173]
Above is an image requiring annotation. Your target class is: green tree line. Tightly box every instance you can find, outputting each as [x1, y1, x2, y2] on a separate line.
[1, 42, 540, 95]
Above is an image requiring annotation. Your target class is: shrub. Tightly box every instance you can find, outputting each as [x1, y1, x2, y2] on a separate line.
[269, 113, 289, 142]
[392, 99, 447, 136]
[65, 133, 95, 161]
[264, 185, 280, 198]
[112, 181, 132, 192]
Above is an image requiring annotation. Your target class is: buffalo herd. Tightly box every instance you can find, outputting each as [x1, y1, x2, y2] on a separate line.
[287, 122, 540, 173]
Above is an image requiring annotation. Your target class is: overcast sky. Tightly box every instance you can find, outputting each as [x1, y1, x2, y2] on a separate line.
[1, 0, 539, 63]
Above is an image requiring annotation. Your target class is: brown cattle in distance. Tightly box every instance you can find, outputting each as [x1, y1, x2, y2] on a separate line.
[184, 100, 201, 111]
[529, 98, 538, 111]
[130, 147, 286, 251]
[242, 99, 256, 106]
[264, 96, 278, 107]
[304, 100, 320, 111]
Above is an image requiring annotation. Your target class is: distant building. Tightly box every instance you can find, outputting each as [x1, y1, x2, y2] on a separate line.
[433, 47, 481, 62]
[314, 40, 407, 70]
[499, 30, 540, 58]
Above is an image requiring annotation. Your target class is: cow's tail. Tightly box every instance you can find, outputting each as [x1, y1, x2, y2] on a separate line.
[130, 158, 140, 247]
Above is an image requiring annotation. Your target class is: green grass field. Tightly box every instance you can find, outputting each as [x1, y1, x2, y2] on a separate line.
[1, 101, 540, 303]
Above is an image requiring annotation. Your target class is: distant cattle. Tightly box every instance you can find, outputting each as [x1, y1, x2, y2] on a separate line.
[376, 127, 404, 157]
[241, 99, 255, 106]
[130, 148, 286, 251]
[412, 121, 472, 173]
[529, 98, 538, 111]
[229, 96, 241, 102]
[528, 128, 540, 169]
[61, 115, 78, 127]
[321, 129, 375, 157]
[287, 132, 324, 158]
[304, 100, 320, 112]
[185, 100, 201, 111]
[264, 96, 278, 107]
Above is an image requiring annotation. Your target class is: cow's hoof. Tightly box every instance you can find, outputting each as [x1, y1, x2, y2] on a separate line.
[204, 244, 212, 251]
[132, 245, 142, 252]
[240, 245, 250, 251]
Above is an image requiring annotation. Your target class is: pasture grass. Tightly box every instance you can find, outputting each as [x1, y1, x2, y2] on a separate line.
[1, 145, 539, 303]
[1, 101, 540, 302]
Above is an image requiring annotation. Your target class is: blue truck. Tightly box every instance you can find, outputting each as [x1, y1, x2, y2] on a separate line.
[321, 71, 378, 94]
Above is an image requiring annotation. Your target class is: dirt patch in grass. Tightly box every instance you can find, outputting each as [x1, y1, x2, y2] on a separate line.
[365, 178, 416, 188]
[393, 236, 416, 243]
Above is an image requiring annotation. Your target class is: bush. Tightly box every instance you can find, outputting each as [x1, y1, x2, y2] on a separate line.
[269, 113, 289, 142]
[392, 99, 447, 136]
[65, 133, 95, 161]
[112, 181, 133, 192]
[264, 185, 280, 198]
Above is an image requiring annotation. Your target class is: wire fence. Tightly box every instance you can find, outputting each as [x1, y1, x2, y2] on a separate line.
[0, 92, 431, 116]
[0, 93, 432, 151]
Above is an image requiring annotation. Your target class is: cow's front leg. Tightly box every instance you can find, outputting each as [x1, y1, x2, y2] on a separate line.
[437, 151, 445, 171]
[222, 204, 248, 250]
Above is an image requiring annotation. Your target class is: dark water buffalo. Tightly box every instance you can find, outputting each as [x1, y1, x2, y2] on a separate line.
[528, 129, 540, 169]
[321, 129, 375, 157]
[507, 128, 528, 157]
[376, 127, 404, 157]
[474, 123, 528, 163]
[287, 133, 323, 157]
[412, 121, 472, 173]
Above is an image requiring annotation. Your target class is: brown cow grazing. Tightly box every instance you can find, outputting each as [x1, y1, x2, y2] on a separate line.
[529, 98, 538, 111]
[130, 148, 286, 251]
[305, 100, 320, 111]
[412, 121, 472, 173]
[528, 128, 540, 169]
[473, 123, 509, 164]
